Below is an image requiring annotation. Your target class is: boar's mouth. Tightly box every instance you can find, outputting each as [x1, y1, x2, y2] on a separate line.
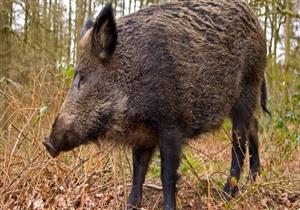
[43, 141, 59, 158]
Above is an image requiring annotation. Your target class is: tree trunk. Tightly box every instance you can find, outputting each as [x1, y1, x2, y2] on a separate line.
[68, 0, 72, 63]
[24, 0, 29, 42]
[273, 0, 278, 68]
[58, 0, 63, 62]
[0, 0, 12, 79]
[88, 0, 92, 17]
[75, 0, 85, 63]
[284, 0, 291, 71]
[0, 0, 12, 131]
[129, 0, 132, 14]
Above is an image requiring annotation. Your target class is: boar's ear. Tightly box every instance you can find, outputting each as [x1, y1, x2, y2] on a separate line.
[80, 18, 94, 38]
[91, 3, 117, 60]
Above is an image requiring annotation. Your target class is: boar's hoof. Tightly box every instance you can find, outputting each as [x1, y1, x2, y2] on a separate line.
[127, 194, 141, 210]
[222, 180, 239, 200]
[126, 203, 141, 210]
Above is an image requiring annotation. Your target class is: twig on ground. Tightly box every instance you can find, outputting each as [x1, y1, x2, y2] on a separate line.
[182, 152, 202, 180]
[144, 183, 163, 191]
[2, 151, 43, 195]
[187, 143, 212, 160]
[64, 142, 117, 180]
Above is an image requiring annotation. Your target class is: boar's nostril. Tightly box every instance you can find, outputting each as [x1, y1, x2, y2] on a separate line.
[43, 141, 59, 158]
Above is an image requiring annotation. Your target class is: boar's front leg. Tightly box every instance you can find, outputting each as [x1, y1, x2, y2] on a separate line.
[159, 127, 183, 210]
[127, 147, 154, 209]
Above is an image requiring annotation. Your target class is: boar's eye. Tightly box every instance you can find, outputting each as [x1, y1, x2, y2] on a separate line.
[77, 73, 86, 89]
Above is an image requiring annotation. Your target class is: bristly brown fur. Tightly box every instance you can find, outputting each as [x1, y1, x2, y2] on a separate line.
[47, 0, 268, 152]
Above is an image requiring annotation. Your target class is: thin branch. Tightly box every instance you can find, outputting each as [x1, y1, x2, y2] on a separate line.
[277, 7, 300, 19]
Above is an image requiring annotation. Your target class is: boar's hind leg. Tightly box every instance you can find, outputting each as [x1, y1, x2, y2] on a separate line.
[159, 127, 183, 210]
[127, 147, 155, 209]
[248, 117, 261, 181]
[224, 103, 252, 197]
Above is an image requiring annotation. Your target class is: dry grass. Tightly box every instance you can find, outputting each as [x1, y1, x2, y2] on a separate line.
[1, 68, 299, 210]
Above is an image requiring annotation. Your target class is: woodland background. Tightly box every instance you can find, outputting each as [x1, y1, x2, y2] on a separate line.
[0, 0, 300, 209]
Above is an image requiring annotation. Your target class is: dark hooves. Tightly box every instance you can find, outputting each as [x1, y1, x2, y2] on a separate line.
[222, 177, 239, 200]
[126, 204, 141, 210]
[222, 187, 239, 201]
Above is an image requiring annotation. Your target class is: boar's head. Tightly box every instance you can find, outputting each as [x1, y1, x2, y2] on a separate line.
[43, 4, 126, 157]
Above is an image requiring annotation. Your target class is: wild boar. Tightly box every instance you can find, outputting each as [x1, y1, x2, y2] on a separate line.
[43, 0, 270, 209]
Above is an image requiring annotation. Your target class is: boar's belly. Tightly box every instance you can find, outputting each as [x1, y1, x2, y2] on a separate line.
[126, 123, 159, 148]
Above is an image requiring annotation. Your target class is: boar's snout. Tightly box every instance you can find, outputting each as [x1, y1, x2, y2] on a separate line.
[43, 138, 59, 158]
[43, 115, 84, 157]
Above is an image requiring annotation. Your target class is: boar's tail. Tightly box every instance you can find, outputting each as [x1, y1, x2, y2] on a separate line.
[260, 76, 271, 117]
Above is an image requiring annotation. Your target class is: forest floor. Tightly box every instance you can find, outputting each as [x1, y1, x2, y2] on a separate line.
[1, 132, 300, 210]
[1, 70, 300, 209]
